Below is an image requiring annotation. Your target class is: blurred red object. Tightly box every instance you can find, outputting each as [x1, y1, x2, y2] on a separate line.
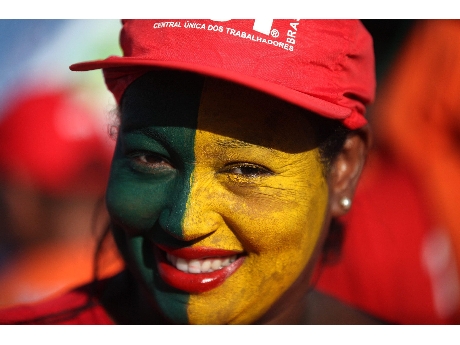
[0, 89, 114, 196]
[0, 88, 124, 308]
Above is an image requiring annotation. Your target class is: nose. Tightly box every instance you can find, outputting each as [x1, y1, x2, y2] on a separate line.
[181, 196, 223, 241]
[158, 173, 223, 242]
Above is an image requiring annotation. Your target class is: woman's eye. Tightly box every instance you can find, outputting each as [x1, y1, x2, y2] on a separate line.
[130, 152, 173, 170]
[224, 164, 273, 178]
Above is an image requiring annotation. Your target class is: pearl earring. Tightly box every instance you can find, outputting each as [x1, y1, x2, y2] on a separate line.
[339, 197, 352, 212]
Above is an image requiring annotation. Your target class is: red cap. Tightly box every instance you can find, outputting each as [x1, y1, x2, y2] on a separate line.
[0, 90, 114, 196]
[71, 19, 375, 129]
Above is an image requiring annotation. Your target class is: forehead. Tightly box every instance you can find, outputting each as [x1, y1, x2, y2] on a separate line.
[121, 70, 317, 153]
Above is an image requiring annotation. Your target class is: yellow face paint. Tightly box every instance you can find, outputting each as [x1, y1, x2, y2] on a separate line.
[109, 71, 330, 324]
[185, 78, 329, 324]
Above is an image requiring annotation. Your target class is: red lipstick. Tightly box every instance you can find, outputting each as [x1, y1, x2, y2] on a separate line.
[155, 245, 245, 294]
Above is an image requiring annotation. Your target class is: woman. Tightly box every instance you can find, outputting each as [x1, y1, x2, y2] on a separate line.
[0, 19, 376, 324]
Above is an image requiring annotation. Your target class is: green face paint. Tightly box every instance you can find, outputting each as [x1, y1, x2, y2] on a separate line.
[106, 71, 329, 324]
[107, 71, 204, 324]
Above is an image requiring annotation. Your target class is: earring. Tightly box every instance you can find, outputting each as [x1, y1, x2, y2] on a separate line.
[339, 197, 352, 212]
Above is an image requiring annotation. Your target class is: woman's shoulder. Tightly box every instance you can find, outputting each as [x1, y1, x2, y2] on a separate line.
[0, 275, 119, 325]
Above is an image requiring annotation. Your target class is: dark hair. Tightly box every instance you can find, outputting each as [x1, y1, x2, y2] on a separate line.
[307, 115, 352, 265]
[311, 115, 353, 173]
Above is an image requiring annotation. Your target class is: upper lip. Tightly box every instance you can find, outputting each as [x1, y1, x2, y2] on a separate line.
[156, 244, 243, 260]
[154, 243, 246, 294]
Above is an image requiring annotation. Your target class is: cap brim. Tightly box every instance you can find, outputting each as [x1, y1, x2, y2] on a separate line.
[70, 56, 351, 120]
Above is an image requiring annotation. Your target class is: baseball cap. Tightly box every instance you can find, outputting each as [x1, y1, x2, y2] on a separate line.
[0, 89, 114, 196]
[70, 19, 376, 129]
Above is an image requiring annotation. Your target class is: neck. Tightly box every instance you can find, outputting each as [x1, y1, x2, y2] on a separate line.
[100, 270, 169, 324]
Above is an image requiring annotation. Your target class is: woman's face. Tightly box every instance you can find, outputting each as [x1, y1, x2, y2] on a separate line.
[106, 71, 330, 324]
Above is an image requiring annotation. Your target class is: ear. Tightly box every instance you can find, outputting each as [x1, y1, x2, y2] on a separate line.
[328, 125, 371, 218]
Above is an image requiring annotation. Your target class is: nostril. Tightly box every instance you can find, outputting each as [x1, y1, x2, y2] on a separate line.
[158, 208, 184, 240]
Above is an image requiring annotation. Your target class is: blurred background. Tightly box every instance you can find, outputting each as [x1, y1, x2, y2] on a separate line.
[0, 19, 459, 325]
[0, 20, 125, 308]
[317, 19, 460, 325]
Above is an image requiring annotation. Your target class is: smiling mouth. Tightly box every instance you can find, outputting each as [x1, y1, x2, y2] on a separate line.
[166, 252, 238, 274]
[154, 245, 245, 294]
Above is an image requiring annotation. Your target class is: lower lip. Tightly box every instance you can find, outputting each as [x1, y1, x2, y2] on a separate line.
[154, 247, 245, 294]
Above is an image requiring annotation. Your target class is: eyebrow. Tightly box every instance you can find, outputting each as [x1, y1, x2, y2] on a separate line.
[127, 129, 273, 153]
[129, 127, 175, 152]
[215, 138, 276, 154]
[215, 138, 254, 149]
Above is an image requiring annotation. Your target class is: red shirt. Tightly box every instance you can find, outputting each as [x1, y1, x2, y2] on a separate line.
[0, 280, 114, 325]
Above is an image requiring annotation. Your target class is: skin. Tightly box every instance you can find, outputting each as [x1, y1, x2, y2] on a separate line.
[105, 70, 369, 324]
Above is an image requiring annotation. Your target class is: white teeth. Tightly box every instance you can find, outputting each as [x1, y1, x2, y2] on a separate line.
[201, 259, 211, 273]
[188, 259, 202, 274]
[176, 258, 188, 272]
[166, 253, 237, 274]
[211, 259, 222, 271]
[221, 257, 230, 267]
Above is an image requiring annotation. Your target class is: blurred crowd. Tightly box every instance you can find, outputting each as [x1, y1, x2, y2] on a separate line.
[0, 87, 123, 307]
[0, 20, 125, 308]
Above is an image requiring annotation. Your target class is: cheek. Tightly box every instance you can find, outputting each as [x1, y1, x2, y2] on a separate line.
[232, 158, 328, 257]
[187, 152, 329, 324]
[235, 179, 328, 287]
[105, 161, 171, 234]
